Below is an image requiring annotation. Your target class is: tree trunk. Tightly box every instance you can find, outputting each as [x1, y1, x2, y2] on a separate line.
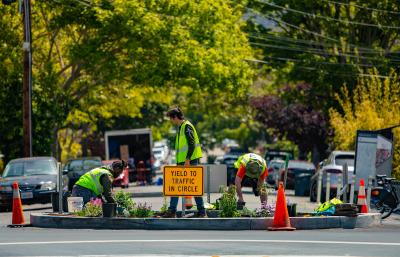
[312, 145, 320, 167]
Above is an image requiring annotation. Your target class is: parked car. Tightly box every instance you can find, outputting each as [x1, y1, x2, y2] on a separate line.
[264, 149, 294, 166]
[309, 151, 355, 202]
[0, 157, 58, 210]
[266, 159, 285, 185]
[63, 157, 102, 190]
[278, 160, 316, 189]
[102, 160, 130, 188]
[221, 151, 245, 185]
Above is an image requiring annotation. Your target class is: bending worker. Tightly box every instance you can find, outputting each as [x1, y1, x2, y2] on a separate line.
[72, 160, 126, 204]
[234, 153, 268, 207]
[162, 107, 206, 218]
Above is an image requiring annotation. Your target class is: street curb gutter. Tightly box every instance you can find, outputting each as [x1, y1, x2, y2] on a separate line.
[30, 213, 381, 230]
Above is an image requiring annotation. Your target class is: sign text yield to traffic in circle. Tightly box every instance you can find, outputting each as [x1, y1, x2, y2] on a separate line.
[163, 166, 203, 196]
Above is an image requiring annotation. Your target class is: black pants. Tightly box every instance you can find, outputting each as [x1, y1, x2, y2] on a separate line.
[241, 175, 260, 196]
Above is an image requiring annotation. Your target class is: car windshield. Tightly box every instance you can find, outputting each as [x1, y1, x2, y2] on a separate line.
[83, 159, 101, 170]
[2, 159, 56, 177]
[270, 161, 285, 170]
[335, 155, 355, 166]
[288, 161, 315, 170]
[153, 150, 162, 155]
[68, 159, 101, 171]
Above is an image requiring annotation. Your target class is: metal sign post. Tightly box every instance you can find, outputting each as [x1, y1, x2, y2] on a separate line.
[57, 162, 63, 214]
[317, 172, 322, 204]
[325, 173, 331, 201]
[207, 166, 211, 203]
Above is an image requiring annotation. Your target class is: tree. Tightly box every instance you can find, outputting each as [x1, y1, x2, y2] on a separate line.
[251, 83, 329, 163]
[244, 1, 400, 160]
[0, 5, 23, 161]
[330, 69, 400, 178]
[0, 1, 255, 160]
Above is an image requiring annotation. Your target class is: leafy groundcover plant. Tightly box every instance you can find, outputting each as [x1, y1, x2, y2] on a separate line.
[76, 198, 102, 217]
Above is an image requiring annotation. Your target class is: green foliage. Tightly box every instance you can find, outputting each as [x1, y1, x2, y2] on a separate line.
[76, 202, 102, 217]
[113, 190, 135, 211]
[160, 197, 168, 213]
[240, 207, 256, 217]
[219, 185, 241, 217]
[329, 69, 400, 178]
[0, 1, 255, 160]
[130, 202, 153, 218]
[0, 6, 23, 161]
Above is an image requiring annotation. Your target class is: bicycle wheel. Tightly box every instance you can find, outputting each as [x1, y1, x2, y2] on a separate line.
[375, 201, 393, 219]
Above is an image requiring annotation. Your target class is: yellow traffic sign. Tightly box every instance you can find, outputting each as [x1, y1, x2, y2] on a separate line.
[163, 166, 204, 196]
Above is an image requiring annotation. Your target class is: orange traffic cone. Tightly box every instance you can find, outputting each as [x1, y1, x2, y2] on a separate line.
[268, 182, 296, 231]
[357, 179, 368, 213]
[184, 196, 193, 210]
[10, 182, 25, 226]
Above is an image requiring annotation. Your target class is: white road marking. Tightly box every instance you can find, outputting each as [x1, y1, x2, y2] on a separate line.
[0, 255, 366, 257]
[0, 239, 399, 247]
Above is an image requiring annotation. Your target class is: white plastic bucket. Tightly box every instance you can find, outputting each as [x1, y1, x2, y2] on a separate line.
[67, 197, 83, 213]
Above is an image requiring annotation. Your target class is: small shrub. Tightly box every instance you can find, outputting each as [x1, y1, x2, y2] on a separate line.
[219, 185, 241, 217]
[76, 198, 102, 217]
[131, 202, 153, 218]
[240, 207, 255, 217]
[255, 201, 275, 217]
[160, 197, 168, 213]
[114, 190, 135, 211]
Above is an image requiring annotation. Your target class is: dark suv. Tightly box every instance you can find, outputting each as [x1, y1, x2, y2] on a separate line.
[63, 157, 102, 190]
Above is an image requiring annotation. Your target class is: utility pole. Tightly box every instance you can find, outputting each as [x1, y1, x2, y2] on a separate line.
[22, 0, 32, 157]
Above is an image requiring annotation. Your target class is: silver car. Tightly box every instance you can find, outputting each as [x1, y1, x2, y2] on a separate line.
[309, 151, 355, 202]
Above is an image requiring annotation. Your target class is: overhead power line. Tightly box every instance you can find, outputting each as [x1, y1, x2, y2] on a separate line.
[321, 0, 400, 15]
[248, 10, 341, 42]
[247, 10, 400, 55]
[249, 34, 389, 55]
[256, 55, 376, 68]
[257, 0, 400, 30]
[249, 41, 400, 63]
[244, 58, 394, 79]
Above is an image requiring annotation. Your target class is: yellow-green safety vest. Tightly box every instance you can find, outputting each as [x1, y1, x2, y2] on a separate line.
[234, 153, 267, 178]
[175, 120, 202, 163]
[75, 167, 114, 196]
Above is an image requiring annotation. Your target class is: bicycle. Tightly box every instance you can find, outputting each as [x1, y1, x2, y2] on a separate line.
[374, 175, 400, 219]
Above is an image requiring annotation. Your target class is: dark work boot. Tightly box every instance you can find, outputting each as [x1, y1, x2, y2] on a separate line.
[195, 210, 207, 218]
[161, 210, 176, 218]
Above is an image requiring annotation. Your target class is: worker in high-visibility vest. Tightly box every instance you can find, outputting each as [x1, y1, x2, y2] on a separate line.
[72, 160, 126, 204]
[162, 107, 206, 218]
[234, 153, 268, 209]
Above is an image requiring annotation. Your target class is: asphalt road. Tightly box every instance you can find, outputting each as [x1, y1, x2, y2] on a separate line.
[1, 205, 400, 256]
[1, 218, 400, 257]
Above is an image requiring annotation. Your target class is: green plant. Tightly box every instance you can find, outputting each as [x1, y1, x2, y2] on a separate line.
[114, 190, 135, 211]
[160, 197, 168, 213]
[76, 201, 102, 217]
[240, 207, 255, 217]
[219, 185, 241, 217]
[255, 202, 275, 217]
[131, 202, 153, 218]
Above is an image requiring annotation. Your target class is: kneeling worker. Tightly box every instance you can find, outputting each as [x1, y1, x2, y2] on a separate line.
[72, 160, 126, 204]
[234, 153, 268, 207]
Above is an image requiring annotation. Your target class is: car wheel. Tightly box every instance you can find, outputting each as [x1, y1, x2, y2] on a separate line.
[310, 182, 317, 202]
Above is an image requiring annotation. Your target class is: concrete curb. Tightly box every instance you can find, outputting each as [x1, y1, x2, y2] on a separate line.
[30, 213, 381, 230]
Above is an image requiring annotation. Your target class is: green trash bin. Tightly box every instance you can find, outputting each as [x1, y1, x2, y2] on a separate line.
[295, 173, 312, 196]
